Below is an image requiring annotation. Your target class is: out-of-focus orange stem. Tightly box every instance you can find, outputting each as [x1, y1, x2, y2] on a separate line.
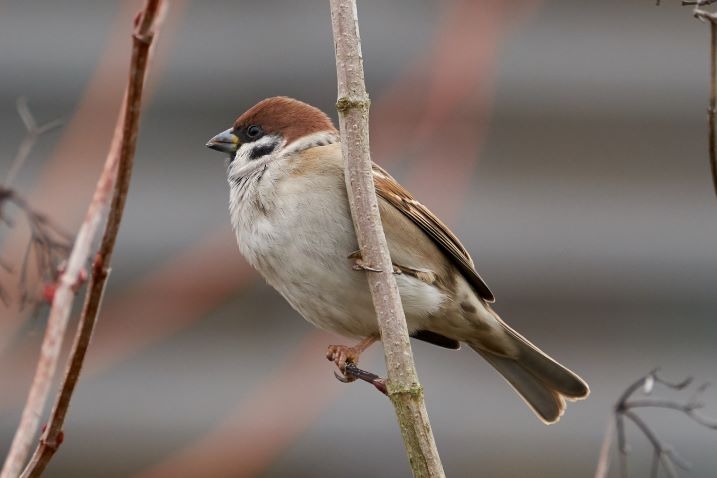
[2, 2, 166, 477]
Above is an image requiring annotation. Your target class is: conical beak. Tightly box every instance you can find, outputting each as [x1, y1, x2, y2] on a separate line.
[206, 128, 239, 155]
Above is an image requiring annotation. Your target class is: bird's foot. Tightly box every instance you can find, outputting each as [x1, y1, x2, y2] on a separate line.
[326, 336, 385, 393]
[347, 250, 401, 274]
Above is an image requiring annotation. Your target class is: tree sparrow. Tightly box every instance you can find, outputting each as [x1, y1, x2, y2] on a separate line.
[206, 96, 589, 423]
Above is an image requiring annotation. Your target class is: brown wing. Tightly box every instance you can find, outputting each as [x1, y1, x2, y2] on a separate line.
[372, 163, 495, 303]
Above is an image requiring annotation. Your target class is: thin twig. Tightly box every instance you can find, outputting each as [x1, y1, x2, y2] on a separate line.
[0, 2, 165, 477]
[0, 189, 72, 308]
[329, 1, 445, 477]
[676, 0, 717, 198]
[18, 253, 109, 478]
[3, 97, 64, 190]
[682, 1, 717, 7]
[594, 369, 717, 478]
[595, 419, 616, 478]
[0, 101, 67, 306]
[341, 363, 388, 394]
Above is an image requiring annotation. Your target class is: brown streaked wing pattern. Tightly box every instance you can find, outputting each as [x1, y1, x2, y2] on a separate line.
[372, 163, 495, 303]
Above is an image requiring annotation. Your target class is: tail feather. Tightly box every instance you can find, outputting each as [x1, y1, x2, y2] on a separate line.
[469, 323, 589, 424]
[473, 350, 565, 423]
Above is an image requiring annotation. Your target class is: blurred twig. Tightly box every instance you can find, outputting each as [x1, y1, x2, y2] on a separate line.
[594, 369, 717, 478]
[329, 1, 445, 477]
[3, 98, 64, 190]
[671, 0, 717, 198]
[0, 2, 166, 477]
[0, 99, 68, 308]
[0, 189, 72, 308]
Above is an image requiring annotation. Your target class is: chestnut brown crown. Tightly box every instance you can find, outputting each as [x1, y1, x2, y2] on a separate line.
[233, 97, 338, 146]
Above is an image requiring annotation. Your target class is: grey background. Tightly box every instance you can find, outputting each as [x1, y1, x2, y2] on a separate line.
[1, 1, 716, 477]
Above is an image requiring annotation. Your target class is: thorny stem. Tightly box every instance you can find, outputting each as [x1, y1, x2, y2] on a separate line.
[0, 2, 165, 477]
[329, 1, 445, 477]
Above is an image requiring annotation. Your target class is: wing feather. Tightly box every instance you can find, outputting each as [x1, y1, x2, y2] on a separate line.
[372, 163, 495, 302]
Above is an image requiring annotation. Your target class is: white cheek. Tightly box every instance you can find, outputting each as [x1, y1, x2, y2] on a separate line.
[238, 135, 283, 162]
[228, 135, 285, 180]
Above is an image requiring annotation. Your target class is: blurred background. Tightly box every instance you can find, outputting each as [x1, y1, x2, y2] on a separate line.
[1, 0, 716, 476]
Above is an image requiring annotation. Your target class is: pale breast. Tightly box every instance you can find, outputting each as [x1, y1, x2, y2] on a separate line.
[229, 144, 448, 338]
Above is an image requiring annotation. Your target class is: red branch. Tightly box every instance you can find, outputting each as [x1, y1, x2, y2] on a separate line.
[0, 2, 165, 477]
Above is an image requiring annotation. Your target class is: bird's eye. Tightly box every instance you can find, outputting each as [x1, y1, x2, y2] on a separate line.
[246, 125, 262, 139]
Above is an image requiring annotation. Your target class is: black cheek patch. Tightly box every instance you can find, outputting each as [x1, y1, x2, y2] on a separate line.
[248, 142, 278, 161]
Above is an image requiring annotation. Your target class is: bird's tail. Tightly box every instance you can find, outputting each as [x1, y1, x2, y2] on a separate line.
[468, 317, 589, 424]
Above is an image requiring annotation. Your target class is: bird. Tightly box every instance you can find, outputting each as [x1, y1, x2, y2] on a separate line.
[206, 96, 589, 423]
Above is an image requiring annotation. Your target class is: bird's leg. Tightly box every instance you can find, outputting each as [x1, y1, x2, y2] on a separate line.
[326, 335, 378, 382]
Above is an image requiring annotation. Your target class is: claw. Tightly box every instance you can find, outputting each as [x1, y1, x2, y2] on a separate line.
[351, 259, 382, 273]
[347, 250, 383, 272]
[326, 337, 382, 390]
[334, 371, 351, 383]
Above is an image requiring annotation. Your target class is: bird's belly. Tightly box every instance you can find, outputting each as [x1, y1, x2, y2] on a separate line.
[234, 186, 445, 338]
[267, 242, 446, 338]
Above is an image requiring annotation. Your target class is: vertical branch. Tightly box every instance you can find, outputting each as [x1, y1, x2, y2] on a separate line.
[708, 19, 717, 198]
[328, 1, 445, 477]
[0, 2, 165, 477]
[682, 1, 717, 198]
[18, 254, 109, 478]
[594, 419, 616, 478]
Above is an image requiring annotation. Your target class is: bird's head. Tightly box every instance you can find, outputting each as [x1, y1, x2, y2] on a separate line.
[206, 97, 339, 178]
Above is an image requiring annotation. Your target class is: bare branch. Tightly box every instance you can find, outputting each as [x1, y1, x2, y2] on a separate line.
[0, 100, 68, 307]
[329, 1, 445, 476]
[3, 98, 64, 190]
[595, 419, 616, 478]
[673, 0, 717, 198]
[19, 253, 108, 478]
[682, 1, 717, 8]
[0, 189, 72, 309]
[340, 363, 388, 394]
[595, 370, 717, 478]
[0, 2, 165, 477]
